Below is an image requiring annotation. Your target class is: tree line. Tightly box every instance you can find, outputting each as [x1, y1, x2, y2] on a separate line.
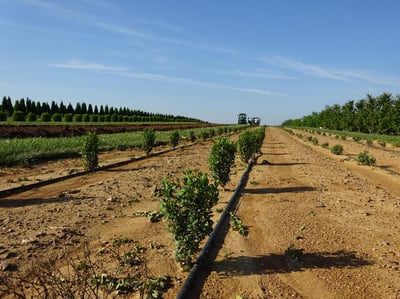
[282, 92, 400, 135]
[0, 96, 203, 123]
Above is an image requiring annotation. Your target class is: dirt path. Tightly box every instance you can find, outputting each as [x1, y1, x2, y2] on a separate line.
[199, 127, 400, 298]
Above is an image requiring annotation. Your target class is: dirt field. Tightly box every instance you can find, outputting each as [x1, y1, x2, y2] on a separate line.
[1, 127, 399, 298]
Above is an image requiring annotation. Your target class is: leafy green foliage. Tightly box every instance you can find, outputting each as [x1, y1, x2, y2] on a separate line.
[208, 137, 236, 187]
[237, 130, 257, 163]
[229, 212, 248, 235]
[321, 142, 329, 148]
[142, 128, 156, 155]
[11, 111, 25, 121]
[169, 130, 180, 148]
[158, 170, 219, 269]
[0, 111, 7, 121]
[357, 150, 376, 165]
[26, 112, 37, 122]
[51, 113, 63, 122]
[237, 127, 265, 163]
[82, 131, 99, 170]
[189, 130, 196, 142]
[331, 144, 344, 155]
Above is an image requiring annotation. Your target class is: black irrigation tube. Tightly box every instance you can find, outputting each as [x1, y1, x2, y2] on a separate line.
[0, 144, 192, 199]
[176, 159, 254, 299]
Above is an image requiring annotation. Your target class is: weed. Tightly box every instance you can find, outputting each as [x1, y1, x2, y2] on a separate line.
[112, 236, 135, 247]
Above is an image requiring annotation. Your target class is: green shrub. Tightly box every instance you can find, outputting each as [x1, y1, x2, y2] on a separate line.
[237, 130, 257, 163]
[51, 113, 63, 122]
[11, 111, 25, 122]
[158, 170, 219, 269]
[73, 114, 82, 122]
[142, 128, 156, 155]
[82, 114, 90, 122]
[321, 142, 329, 148]
[111, 113, 118, 122]
[82, 131, 99, 170]
[209, 128, 216, 138]
[189, 130, 196, 142]
[331, 144, 344, 155]
[353, 136, 361, 142]
[200, 130, 209, 140]
[254, 127, 265, 153]
[63, 113, 73, 122]
[90, 114, 98, 122]
[378, 140, 386, 147]
[311, 137, 318, 145]
[357, 150, 376, 165]
[26, 112, 37, 122]
[306, 136, 312, 142]
[208, 137, 236, 187]
[40, 112, 51, 122]
[98, 115, 105, 122]
[0, 111, 7, 121]
[169, 130, 180, 148]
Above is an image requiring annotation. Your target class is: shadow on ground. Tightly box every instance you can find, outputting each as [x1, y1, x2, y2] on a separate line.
[244, 186, 316, 194]
[213, 250, 373, 277]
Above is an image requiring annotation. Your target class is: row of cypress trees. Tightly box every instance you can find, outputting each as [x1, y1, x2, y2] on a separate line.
[0, 96, 202, 123]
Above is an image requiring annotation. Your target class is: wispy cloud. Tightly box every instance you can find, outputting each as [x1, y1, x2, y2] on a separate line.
[234, 69, 295, 80]
[52, 61, 129, 72]
[262, 56, 399, 86]
[94, 22, 236, 54]
[262, 56, 349, 81]
[22, 0, 93, 20]
[52, 61, 281, 96]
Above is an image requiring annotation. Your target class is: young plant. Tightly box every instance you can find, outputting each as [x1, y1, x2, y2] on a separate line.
[158, 170, 219, 270]
[189, 130, 196, 142]
[331, 144, 344, 155]
[237, 130, 257, 163]
[285, 244, 303, 261]
[142, 128, 156, 155]
[82, 131, 98, 170]
[357, 150, 376, 165]
[208, 137, 236, 188]
[229, 212, 247, 236]
[169, 130, 180, 148]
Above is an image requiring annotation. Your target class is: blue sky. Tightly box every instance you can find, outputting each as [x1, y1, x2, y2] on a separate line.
[1, 0, 399, 125]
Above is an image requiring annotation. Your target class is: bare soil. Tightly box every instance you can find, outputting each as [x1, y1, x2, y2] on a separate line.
[1, 127, 400, 298]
